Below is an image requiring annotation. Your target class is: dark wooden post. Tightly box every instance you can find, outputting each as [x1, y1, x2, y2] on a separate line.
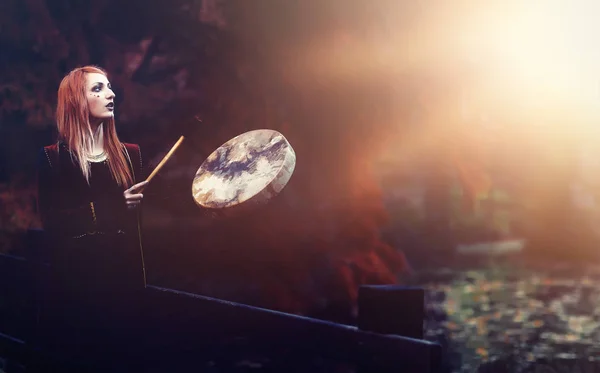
[357, 285, 434, 372]
[357, 285, 425, 339]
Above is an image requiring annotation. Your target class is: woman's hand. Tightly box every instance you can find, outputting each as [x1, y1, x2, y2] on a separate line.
[124, 181, 148, 210]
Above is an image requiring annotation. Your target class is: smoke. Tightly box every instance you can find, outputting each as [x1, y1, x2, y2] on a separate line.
[150, 1, 416, 319]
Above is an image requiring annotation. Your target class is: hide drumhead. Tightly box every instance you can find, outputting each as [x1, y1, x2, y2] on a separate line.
[192, 129, 296, 215]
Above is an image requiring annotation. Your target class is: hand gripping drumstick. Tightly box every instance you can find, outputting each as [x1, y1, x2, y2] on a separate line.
[141, 135, 185, 191]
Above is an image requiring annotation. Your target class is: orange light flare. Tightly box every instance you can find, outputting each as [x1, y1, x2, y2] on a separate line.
[283, 0, 600, 161]
[463, 1, 600, 129]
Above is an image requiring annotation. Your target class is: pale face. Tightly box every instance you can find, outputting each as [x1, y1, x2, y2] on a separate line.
[85, 72, 115, 122]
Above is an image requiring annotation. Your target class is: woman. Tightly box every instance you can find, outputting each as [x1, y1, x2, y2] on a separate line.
[36, 65, 149, 371]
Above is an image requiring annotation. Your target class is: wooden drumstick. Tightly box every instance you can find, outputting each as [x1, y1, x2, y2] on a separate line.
[144, 135, 185, 186]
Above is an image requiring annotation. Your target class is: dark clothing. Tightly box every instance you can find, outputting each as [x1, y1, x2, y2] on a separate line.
[37, 142, 143, 242]
[35, 142, 148, 372]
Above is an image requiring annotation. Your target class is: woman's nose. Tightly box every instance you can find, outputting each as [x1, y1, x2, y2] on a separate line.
[106, 89, 116, 99]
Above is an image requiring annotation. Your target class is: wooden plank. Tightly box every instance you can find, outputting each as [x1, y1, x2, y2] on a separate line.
[145, 285, 441, 373]
[0, 231, 442, 373]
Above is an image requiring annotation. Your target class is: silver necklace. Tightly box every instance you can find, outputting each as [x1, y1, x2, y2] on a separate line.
[87, 151, 108, 162]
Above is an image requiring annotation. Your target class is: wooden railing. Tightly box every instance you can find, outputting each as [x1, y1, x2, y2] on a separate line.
[0, 229, 442, 372]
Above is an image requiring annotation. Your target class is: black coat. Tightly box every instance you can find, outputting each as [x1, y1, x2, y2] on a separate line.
[35, 142, 149, 370]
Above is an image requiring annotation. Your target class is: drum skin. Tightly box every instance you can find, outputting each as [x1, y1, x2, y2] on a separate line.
[192, 129, 296, 216]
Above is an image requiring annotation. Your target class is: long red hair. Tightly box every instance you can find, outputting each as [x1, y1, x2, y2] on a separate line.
[56, 66, 134, 188]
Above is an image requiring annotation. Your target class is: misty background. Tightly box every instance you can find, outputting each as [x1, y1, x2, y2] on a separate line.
[2, 1, 600, 372]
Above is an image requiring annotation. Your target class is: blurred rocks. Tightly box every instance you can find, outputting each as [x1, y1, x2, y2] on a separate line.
[420, 263, 600, 373]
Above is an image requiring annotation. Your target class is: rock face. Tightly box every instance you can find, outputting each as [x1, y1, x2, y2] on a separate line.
[192, 129, 296, 214]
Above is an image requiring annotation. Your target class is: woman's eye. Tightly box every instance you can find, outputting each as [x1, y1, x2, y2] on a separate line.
[93, 86, 101, 92]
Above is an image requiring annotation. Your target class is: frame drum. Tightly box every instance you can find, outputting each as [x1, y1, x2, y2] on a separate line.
[192, 129, 296, 216]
